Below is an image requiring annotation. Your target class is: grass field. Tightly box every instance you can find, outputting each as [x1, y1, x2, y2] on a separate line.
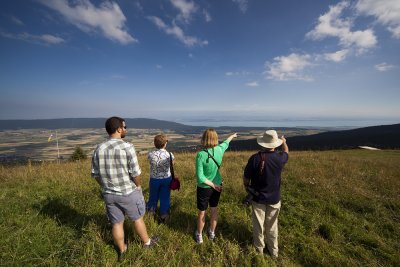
[0, 150, 399, 266]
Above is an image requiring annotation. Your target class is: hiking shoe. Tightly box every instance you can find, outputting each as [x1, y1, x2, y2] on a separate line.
[207, 229, 215, 241]
[118, 250, 126, 263]
[117, 243, 127, 263]
[143, 236, 160, 249]
[194, 231, 203, 244]
[158, 214, 169, 224]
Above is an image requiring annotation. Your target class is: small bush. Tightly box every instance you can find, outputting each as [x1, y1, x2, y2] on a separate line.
[70, 146, 87, 161]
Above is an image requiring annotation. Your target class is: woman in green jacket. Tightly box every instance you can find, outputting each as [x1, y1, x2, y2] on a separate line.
[194, 129, 237, 244]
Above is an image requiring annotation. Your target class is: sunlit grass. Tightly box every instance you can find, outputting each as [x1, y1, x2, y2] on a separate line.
[0, 150, 399, 266]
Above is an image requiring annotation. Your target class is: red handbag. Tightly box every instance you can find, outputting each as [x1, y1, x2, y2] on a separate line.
[169, 152, 180, 191]
[170, 176, 180, 191]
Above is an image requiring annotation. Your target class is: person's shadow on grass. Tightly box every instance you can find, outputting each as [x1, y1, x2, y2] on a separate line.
[34, 197, 113, 245]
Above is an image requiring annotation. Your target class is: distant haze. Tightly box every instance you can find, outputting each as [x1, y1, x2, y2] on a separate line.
[169, 116, 400, 128]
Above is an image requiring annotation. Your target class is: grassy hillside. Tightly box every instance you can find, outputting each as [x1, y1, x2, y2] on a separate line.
[0, 150, 399, 266]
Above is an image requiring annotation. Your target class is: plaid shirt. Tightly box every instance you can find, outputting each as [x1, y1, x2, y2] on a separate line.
[91, 138, 141, 195]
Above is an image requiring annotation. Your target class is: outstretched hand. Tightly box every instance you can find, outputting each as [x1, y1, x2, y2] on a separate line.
[227, 133, 238, 142]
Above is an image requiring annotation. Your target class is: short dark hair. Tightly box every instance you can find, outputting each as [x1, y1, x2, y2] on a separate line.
[105, 116, 125, 135]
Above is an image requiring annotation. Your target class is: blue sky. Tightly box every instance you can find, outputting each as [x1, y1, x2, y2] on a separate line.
[0, 0, 399, 126]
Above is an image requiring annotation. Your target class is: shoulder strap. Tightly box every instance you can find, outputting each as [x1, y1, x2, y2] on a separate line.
[258, 151, 267, 176]
[203, 148, 220, 169]
[169, 152, 175, 178]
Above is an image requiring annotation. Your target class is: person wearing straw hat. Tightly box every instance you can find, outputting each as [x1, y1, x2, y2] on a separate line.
[243, 130, 289, 258]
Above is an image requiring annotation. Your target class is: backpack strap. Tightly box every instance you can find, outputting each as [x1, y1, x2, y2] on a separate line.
[203, 148, 220, 169]
[258, 151, 267, 176]
[169, 152, 175, 179]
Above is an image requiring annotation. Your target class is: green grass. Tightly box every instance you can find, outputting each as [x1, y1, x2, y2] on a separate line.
[1, 150, 399, 266]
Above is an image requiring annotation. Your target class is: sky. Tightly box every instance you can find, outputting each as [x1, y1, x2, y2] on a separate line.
[0, 0, 399, 127]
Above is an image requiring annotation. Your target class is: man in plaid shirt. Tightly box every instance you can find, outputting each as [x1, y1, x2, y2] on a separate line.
[92, 116, 158, 262]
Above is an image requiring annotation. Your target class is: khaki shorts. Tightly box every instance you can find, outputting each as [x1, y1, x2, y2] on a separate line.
[103, 190, 145, 224]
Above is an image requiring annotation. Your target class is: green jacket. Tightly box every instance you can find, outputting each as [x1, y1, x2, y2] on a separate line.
[196, 140, 230, 188]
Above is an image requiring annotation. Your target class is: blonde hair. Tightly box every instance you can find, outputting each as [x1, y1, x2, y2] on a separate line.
[154, 134, 168, 149]
[201, 128, 218, 148]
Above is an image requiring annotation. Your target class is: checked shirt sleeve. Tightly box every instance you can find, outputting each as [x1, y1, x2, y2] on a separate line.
[91, 146, 100, 178]
[126, 144, 141, 178]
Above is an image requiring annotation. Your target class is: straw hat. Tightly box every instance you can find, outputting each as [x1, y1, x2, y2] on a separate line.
[257, 130, 283, 149]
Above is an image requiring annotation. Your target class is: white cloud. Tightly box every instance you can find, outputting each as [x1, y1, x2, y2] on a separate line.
[356, 0, 400, 39]
[203, 9, 212, 22]
[265, 53, 314, 81]
[38, 0, 136, 44]
[232, 0, 248, 13]
[225, 71, 250, 76]
[0, 31, 64, 45]
[375, 62, 396, 72]
[388, 25, 400, 38]
[306, 1, 377, 53]
[245, 81, 259, 87]
[324, 49, 349, 62]
[156, 64, 163, 69]
[188, 53, 193, 58]
[170, 0, 197, 24]
[40, 34, 65, 44]
[147, 16, 208, 47]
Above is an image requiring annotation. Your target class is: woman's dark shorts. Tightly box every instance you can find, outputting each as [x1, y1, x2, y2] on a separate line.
[197, 186, 221, 211]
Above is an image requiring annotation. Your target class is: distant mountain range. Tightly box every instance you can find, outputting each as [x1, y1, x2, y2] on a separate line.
[230, 123, 400, 150]
[0, 118, 298, 132]
[0, 118, 193, 131]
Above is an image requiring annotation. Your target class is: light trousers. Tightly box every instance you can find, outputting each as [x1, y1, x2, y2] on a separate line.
[251, 201, 281, 257]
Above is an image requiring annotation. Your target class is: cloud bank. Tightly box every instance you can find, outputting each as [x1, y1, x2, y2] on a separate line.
[375, 62, 396, 72]
[0, 31, 64, 45]
[306, 1, 377, 53]
[39, 0, 136, 44]
[265, 1, 400, 82]
[356, 0, 400, 39]
[265, 53, 314, 81]
[147, 16, 208, 47]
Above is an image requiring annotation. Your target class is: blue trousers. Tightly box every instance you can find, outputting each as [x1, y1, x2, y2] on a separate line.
[147, 177, 172, 216]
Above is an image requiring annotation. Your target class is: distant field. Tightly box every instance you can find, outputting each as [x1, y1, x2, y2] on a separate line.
[0, 128, 320, 161]
[0, 150, 399, 266]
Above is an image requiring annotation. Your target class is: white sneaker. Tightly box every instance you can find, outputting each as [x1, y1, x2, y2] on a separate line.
[207, 229, 215, 241]
[194, 231, 203, 244]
